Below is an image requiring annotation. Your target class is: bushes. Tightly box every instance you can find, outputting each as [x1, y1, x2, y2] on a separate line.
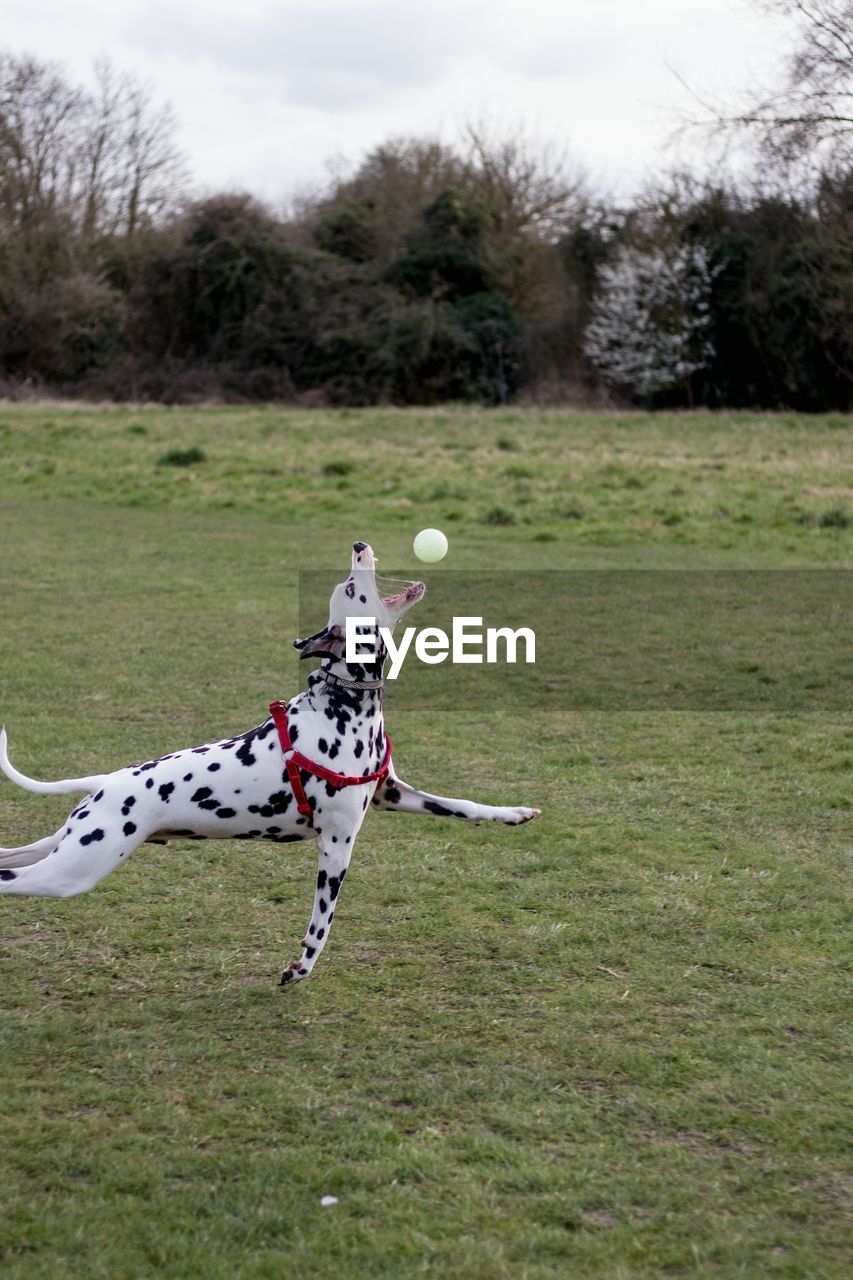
[0, 270, 123, 383]
[0, 56, 850, 409]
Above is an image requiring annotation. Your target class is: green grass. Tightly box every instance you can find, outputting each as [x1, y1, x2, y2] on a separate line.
[0, 405, 850, 1278]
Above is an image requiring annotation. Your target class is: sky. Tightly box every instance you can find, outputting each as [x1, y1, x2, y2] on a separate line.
[3, 0, 790, 203]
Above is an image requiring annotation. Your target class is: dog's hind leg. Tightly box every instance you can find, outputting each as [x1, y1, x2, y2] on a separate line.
[0, 817, 148, 898]
[372, 773, 539, 825]
[0, 825, 66, 868]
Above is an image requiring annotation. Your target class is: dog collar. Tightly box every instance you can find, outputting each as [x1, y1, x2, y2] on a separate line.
[317, 669, 384, 691]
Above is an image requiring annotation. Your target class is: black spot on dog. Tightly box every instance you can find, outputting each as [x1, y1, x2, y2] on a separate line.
[139, 761, 158, 772]
[93, 790, 104, 803]
[318, 738, 329, 755]
[359, 594, 366, 604]
[192, 747, 210, 755]
[384, 782, 401, 804]
[145, 778, 154, 790]
[317, 870, 327, 889]
[191, 786, 220, 812]
[123, 822, 137, 836]
[183, 773, 193, 782]
[328, 739, 341, 760]
[305, 945, 316, 959]
[121, 796, 136, 816]
[80, 828, 105, 846]
[319, 898, 327, 914]
[0, 869, 17, 880]
[207, 762, 221, 772]
[248, 791, 292, 818]
[76, 809, 90, 822]
[289, 724, 299, 743]
[324, 782, 338, 799]
[159, 782, 175, 803]
[328, 875, 341, 900]
[236, 741, 255, 767]
[424, 800, 456, 817]
[317, 927, 325, 940]
[354, 740, 364, 759]
[217, 808, 236, 819]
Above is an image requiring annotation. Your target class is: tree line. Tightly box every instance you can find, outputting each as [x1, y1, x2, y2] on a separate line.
[1, 25, 851, 409]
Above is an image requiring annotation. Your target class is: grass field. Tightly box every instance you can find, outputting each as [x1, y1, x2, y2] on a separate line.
[0, 405, 850, 1278]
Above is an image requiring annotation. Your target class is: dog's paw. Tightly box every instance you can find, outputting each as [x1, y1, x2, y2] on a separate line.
[279, 961, 310, 986]
[503, 806, 540, 824]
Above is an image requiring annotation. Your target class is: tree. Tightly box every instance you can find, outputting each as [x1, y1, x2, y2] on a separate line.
[387, 187, 523, 403]
[640, 174, 853, 409]
[674, 1, 853, 172]
[0, 53, 82, 243]
[79, 59, 186, 239]
[305, 137, 467, 266]
[583, 243, 716, 403]
[0, 51, 186, 243]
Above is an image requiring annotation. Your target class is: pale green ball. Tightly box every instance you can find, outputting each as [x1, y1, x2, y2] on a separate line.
[413, 527, 448, 563]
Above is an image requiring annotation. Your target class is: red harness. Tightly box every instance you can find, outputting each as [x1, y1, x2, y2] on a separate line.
[268, 700, 392, 822]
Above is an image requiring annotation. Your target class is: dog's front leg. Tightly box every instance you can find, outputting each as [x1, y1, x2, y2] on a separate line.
[372, 774, 539, 825]
[280, 827, 355, 986]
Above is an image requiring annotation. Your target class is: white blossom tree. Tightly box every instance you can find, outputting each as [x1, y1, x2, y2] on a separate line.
[582, 242, 716, 402]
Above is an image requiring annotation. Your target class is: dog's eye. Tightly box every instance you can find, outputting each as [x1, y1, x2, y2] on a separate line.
[345, 581, 355, 599]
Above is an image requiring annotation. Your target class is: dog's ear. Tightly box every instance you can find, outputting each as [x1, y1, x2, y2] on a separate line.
[293, 625, 346, 661]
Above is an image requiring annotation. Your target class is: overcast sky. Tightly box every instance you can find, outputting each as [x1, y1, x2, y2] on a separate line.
[4, 0, 789, 202]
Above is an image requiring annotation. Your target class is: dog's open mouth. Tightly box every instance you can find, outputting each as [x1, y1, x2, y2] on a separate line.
[376, 576, 426, 608]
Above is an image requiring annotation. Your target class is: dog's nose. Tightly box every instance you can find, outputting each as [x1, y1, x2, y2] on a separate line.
[353, 541, 368, 554]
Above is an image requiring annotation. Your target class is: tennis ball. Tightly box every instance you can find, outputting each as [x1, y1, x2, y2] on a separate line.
[413, 528, 448, 563]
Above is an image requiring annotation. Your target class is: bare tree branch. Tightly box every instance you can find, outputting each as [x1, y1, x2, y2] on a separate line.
[670, 0, 853, 175]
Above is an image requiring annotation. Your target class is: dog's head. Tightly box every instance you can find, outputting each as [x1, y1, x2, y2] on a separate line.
[293, 541, 425, 668]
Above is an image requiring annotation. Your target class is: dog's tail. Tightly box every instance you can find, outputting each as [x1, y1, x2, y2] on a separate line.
[0, 826, 64, 867]
[0, 727, 107, 796]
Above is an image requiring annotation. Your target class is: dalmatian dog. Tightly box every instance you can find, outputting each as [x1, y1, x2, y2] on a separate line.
[0, 541, 539, 985]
